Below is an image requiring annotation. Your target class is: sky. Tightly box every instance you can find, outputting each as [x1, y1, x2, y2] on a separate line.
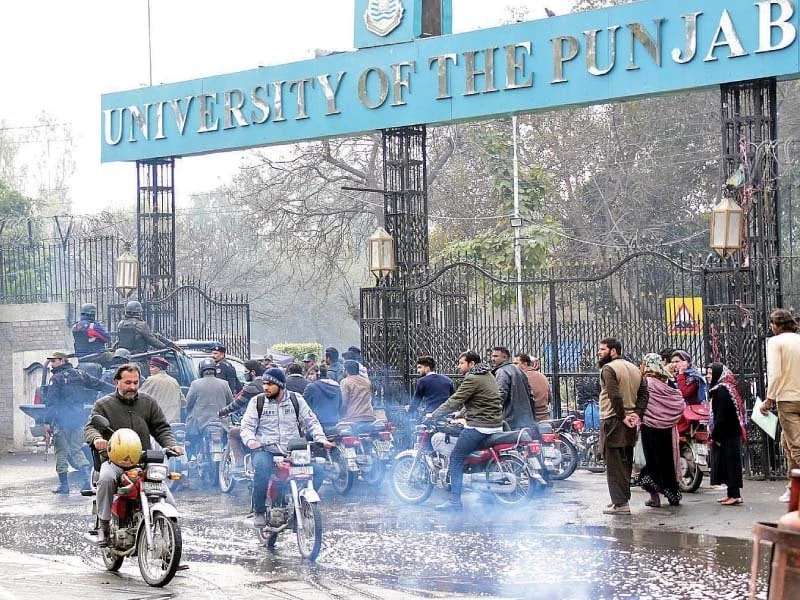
[0, 0, 573, 215]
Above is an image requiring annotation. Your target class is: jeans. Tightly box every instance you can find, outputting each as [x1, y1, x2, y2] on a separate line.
[448, 427, 491, 498]
[251, 450, 278, 514]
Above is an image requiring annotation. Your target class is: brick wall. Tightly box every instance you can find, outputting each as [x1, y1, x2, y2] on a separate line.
[0, 304, 72, 451]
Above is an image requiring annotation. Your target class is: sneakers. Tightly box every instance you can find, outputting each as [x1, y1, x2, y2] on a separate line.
[603, 503, 631, 515]
[435, 497, 463, 511]
[253, 512, 267, 528]
[779, 488, 791, 503]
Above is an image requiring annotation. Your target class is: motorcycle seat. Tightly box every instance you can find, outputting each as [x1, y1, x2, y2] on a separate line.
[481, 430, 532, 448]
[323, 425, 341, 438]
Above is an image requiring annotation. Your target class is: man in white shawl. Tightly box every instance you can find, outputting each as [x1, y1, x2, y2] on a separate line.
[140, 356, 184, 423]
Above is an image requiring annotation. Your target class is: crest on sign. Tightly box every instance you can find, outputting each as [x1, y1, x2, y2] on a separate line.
[364, 0, 404, 37]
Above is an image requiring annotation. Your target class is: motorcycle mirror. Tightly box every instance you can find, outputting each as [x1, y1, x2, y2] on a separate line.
[90, 414, 112, 431]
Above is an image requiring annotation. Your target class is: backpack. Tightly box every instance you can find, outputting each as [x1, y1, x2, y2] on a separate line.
[256, 391, 302, 434]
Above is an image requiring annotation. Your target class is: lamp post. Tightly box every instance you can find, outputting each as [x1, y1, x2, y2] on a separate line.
[709, 196, 745, 258]
[115, 247, 139, 298]
[367, 227, 396, 283]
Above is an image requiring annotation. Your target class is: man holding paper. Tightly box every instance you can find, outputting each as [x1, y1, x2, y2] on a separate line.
[761, 308, 800, 503]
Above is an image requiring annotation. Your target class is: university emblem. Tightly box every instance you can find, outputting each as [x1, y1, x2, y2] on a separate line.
[364, 0, 404, 37]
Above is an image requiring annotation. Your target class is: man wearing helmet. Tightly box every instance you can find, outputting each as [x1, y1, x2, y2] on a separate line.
[115, 300, 169, 355]
[240, 368, 334, 528]
[184, 357, 233, 455]
[71, 302, 113, 364]
[84, 364, 183, 547]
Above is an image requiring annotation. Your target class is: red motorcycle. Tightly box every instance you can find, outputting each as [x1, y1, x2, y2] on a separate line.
[676, 403, 710, 493]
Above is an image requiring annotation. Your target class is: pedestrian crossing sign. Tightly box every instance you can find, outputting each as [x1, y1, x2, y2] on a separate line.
[665, 297, 703, 334]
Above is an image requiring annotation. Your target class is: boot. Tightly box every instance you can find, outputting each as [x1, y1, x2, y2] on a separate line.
[51, 472, 70, 494]
[97, 520, 110, 548]
[81, 466, 93, 493]
[435, 495, 463, 511]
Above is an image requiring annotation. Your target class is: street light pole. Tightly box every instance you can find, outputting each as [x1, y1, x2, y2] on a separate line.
[512, 116, 524, 329]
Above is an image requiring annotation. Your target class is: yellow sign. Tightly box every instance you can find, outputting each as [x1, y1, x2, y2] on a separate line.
[665, 297, 703, 334]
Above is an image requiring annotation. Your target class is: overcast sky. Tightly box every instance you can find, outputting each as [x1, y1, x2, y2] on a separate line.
[0, 0, 573, 215]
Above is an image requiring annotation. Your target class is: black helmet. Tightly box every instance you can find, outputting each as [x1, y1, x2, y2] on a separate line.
[113, 348, 131, 361]
[125, 300, 143, 317]
[199, 357, 216, 376]
[79, 362, 103, 379]
[80, 302, 97, 318]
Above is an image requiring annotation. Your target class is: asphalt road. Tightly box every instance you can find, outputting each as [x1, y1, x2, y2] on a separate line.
[0, 449, 789, 599]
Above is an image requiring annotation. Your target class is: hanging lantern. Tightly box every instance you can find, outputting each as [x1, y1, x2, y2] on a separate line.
[367, 227, 395, 282]
[115, 249, 139, 297]
[709, 196, 744, 258]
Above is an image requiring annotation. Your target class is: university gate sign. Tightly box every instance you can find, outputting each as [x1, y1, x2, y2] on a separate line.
[101, 0, 799, 162]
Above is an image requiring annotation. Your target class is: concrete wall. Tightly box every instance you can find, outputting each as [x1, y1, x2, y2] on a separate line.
[0, 304, 72, 452]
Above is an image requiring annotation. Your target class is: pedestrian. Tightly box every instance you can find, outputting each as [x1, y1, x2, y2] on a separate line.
[707, 362, 747, 505]
[407, 355, 454, 417]
[302, 353, 318, 377]
[489, 346, 535, 430]
[304, 365, 342, 429]
[71, 302, 112, 364]
[636, 353, 684, 508]
[260, 354, 274, 370]
[340, 360, 375, 423]
[139, 356, 184, 423]
[44, 351, 115, 493]
[210, 344, 241, 394]
[761, 308, 800, 503]
[285, 363, 308, 394]
[669, 350, 706, 405]
[513, 353, 551, 422]
[429, 350, 504, 511]
[597, 338, 649, 515]
[324, 347, 345, 382]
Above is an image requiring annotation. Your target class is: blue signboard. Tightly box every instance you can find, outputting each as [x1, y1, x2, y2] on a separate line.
[101, 0, 800, 162]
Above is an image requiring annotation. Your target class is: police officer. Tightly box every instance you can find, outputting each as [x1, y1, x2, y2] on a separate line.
[211, 344, 241, 394]
[44, 351, 115, 494]
[71, 303, 113, 364]
[115, 300, 169, 355]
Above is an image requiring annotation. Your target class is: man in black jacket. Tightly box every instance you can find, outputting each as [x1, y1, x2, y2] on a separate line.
[490, 346, 535, 430]
[211, 344, 241, 394]
[84, 364, 183, 546]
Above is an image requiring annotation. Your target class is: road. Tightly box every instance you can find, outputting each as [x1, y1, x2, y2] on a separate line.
[0, 450, 787, 599]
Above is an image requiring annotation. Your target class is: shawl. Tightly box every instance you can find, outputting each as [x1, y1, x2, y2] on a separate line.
[643, 376, 685, 429]
[708, 364, 748, 441]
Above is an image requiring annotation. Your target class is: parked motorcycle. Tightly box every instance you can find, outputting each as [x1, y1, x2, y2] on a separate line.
[677, 403, 710, 493]
[82, 415, 182, 587]
[335, 419, 396, 488]
[390, 419, 544, 507]
[253, 439, 324, 561]
[187, 418, 227, 488]
[539, 416, 580, 480]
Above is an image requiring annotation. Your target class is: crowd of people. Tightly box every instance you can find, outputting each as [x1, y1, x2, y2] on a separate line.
[39, 300, 800, 533]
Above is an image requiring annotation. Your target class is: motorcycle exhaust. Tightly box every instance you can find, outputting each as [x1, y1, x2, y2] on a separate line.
[469, 480, 519, 494]
[260, 522, 290, 534]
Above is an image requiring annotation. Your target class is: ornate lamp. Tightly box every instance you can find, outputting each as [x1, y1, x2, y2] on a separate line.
[367, 227, 395, 282]
[709, 196, 744, 258]
[115, 247, 139, 297]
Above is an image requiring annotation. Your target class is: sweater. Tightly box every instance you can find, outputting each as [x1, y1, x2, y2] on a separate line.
[767, 332, 800, 402]
[139, 371, 184, 423]
[84, 391, 177, 450]
[340, 374, 375, 421]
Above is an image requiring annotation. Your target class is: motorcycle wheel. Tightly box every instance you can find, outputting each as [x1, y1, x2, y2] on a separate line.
[678, 443, 703, 493]
[487, 455, 532, 507]
[101, 546, 124, 572]
[360, 443, 386, 487]
[329, 448, 354, 495]
[137, 514, 182, 587]
[218, 446, 236, 494]
[295, 498, 322, 561]
[390, 454, 433, 504]
[548, 438, 579, 481]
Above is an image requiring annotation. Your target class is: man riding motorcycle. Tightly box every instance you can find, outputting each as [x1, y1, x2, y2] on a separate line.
[185, 358, 233, 456]
[239, 368, 333, 528]
[84, 364, 184, 547]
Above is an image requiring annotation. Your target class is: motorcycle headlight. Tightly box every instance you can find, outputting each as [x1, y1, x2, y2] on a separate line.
[290, 450, 311, 466]
[146, 464, 168, 482]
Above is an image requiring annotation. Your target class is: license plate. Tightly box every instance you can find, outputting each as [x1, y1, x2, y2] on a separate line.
[343, 447, 356, 459]
[542, 447, 559, 458]
[211, 443, 224, 453]
[142, 481, 165, 493]
[290, 466, 314, 476]
[373, 440, 392, 452]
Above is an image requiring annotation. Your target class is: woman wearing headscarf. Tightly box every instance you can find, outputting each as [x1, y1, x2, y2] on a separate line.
[636, 353, 686, 507]
[670, 350, 707, 405]
[707, 363, 747, 505]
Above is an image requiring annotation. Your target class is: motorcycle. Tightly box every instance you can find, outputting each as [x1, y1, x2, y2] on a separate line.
[187, 418, 227, 488]
[83, 415, 182, 587]
[539, 415, 580, 480]
[390, 419, 545, 507]
[676, 403, 711, 493]
[253, 439, 324, 561]
[334, 419, 396, 489]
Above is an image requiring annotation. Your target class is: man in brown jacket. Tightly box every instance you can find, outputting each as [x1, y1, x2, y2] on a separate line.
[430, 350, 504, 511]
[597, 338, 648, 515]
[514, 353, 551, 422]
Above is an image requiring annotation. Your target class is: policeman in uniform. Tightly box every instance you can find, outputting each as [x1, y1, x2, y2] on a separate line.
[71, 303, 113, 365]
[211, 344, 241, 394]
[44, 351, 115, 494]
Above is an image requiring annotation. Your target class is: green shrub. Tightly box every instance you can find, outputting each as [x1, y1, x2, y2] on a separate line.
[272, 342, 323, 363]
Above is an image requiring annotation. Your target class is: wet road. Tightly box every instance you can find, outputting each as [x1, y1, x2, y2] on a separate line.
[0, 454, 777, 599]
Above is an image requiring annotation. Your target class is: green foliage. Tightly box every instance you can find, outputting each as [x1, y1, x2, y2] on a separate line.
[0, 180, 40, 244]
[271, 342, 323, 362]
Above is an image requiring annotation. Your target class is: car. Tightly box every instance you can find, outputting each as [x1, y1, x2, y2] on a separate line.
[173, 339, 248, 384]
